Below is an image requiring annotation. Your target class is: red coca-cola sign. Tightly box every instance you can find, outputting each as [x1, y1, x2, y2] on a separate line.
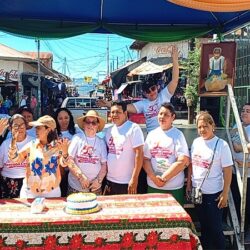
[0, 69, 18, 80]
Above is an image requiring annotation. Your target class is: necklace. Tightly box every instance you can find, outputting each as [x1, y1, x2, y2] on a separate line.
[83, 132, 96, 158]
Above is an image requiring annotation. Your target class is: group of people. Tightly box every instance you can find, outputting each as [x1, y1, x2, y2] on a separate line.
[0, 96, 13, 114]
[0, 46, 245, 250]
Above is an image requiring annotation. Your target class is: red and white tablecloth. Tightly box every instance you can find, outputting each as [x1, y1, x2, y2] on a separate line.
[0, 193, 201, 249]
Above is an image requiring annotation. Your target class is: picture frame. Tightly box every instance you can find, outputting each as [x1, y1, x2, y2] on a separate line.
[199, 41, 236, 97]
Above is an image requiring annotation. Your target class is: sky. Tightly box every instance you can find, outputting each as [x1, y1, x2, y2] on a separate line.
[0, 31, 138, 82]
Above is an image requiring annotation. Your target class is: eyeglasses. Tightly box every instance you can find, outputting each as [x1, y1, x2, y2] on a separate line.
[144, 85, 157, 94]
[84, 120, 98, 126]
[12, 123, 26, 129]
[241, 109, 250, 113]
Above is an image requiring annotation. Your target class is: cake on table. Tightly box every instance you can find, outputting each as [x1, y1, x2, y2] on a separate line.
[65, 192, 100, 215]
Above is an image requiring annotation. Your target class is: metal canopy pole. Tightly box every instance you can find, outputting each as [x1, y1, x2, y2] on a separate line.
[36, 39, 41, 117]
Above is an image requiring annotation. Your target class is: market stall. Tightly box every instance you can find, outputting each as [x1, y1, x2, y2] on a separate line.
[0, 193, 201, 249]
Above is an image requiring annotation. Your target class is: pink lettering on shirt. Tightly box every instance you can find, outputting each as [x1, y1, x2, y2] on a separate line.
[150, 144, 172, 158]
[192, 154, 210, 169]
[107, 136, 123, 155]
[5, 161, 27, 169]
[146, 103, 159, 119]
[77, 145, 99, 164]
[76, 155, 99, 164]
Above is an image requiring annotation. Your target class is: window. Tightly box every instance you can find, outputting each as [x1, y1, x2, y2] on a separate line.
[90, 99, 97, 108]
[76, 99, 85, 107]
[66, 99, 75, 108]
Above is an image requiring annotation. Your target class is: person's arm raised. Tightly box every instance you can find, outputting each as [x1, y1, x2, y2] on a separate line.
[0, 118, 9, 137]
[96, 99, 111, 108]
[127, 103, 137, 114]
[167, 46, 179, 95]
[97, 99, 137, 114]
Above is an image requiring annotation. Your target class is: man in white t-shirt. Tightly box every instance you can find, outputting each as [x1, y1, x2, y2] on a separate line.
[105, 101, 144, 195]
[98, 46, 179, 133]
[231, 102, 250, 230]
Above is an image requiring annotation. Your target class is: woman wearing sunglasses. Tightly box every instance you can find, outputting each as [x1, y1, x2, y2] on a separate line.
[98, 46, 179, 133]
[67, 110, 107, 195]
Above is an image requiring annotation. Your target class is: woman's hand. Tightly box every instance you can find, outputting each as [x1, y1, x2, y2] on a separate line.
[128, 177, 138, 194]
[171, 45, 179, 61]
[57, 138, 70, 156]
[89, 178, 102, 192]
[0, 118, 9, 136]
[216, 191, 228, 209]
[78, 174, 90, 189]
[151, 175, 165, 187]
[186, 183, 192, 201]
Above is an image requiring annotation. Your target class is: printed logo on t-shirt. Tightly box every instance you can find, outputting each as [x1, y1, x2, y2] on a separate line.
[150, 142, 173, 158]
[192, 154, 210, 169]
[146, 102, 159, 119]
[76, 144, 99, 164]
[107, 136, 123, 155]
[156, 159, 169, 175]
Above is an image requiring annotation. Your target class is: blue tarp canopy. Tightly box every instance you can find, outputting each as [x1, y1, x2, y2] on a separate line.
[0, 0, 249, 41]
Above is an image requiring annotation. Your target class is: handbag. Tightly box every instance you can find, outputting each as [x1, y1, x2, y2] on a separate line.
[188, 139, 219, 205]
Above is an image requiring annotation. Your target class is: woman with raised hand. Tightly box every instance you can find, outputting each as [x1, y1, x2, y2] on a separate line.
[67, 110, 107, 195]
[8, 115, 69, 198]
[0, 114, 34, 198]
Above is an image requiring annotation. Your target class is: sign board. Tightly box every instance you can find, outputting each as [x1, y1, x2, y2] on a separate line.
[84, 76, 92, 83]
[141, 41, 189, 60]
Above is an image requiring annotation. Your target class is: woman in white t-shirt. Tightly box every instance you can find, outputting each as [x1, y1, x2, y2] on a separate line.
[55, 108, 82, 141]
[67, 110, 107, 195]
[0, 114, 34, 198]
[54, 107, 82, 197]
[144, 102, 190, 205]
[187, 111, 232, 250]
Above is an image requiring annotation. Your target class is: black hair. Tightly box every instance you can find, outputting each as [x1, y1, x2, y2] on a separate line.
[243, 102, 250, 106]
[160, 102, 176, 117]
[17, 106, 34, 117]
[111, 101, 127, 112]
[142, 77, 157, 92]
[9, 105, 19, 116]
[54, 107, 76, 136]
[46, 126, 58, 144]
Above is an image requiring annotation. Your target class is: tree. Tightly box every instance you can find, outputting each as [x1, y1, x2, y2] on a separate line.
[182, 42, 201, 123]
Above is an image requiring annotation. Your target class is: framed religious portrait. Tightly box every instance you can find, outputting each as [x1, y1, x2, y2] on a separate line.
[199, 41, 236, 96]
